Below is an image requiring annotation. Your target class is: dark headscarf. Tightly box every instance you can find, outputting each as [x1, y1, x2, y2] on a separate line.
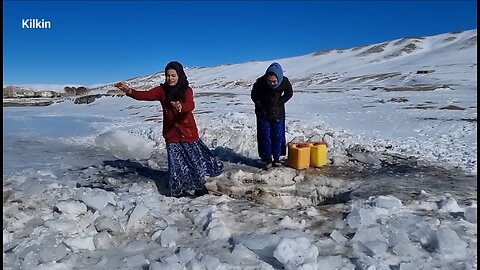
[163, 61, 189, 102]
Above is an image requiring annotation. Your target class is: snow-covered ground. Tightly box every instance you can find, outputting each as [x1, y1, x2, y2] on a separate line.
[3, 30, 477, 269]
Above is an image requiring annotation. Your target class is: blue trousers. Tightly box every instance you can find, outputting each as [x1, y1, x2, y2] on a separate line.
[256, 116, 286, 163]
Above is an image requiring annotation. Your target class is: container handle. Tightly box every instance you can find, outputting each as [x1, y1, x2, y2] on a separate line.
[322, 132, 334, 148]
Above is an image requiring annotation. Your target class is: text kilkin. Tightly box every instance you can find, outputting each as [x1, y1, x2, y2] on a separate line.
[22, 19, 51, 29]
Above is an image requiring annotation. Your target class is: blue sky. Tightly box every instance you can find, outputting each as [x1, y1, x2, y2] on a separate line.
[3, 1, 477, 86]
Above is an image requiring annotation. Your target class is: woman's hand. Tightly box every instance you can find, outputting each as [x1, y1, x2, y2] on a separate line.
[114, 82, 132, 94]
[171, 101, 182, 112]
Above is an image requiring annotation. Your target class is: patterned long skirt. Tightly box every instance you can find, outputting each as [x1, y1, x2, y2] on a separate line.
[166, 139, 224, 196]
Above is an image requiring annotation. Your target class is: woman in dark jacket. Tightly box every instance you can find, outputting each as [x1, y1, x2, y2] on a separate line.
[251, 62, 293, 168]
[115, 61, 223, 197]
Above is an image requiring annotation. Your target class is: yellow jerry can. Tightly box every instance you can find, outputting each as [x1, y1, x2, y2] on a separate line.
[309, 141, 328, 167]
[287, 143, 311, 169]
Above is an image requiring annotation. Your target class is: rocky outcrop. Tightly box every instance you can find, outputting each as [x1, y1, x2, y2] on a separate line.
[74, 94, 105, 104]
[73, 93, 124, 104]
[64, 86, 89, 96]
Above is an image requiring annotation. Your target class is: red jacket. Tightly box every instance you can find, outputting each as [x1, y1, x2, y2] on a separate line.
[128, 85, 199, 143]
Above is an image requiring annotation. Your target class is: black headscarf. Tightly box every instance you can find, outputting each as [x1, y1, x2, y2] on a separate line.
[162, 61, 190, 102]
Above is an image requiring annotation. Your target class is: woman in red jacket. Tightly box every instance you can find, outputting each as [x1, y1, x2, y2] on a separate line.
[115, 61, 223, 198]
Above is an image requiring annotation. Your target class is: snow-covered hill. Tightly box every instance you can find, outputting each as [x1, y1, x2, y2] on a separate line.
[88, 29, 476, 93]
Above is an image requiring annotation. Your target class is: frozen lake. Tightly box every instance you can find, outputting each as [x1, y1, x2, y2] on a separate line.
[3, 107, 114, 175]
[4, 105, 476, 208]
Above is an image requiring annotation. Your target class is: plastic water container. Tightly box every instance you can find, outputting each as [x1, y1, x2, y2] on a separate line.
[287, 143, 311, 169]
[309, 141, 328, 167]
